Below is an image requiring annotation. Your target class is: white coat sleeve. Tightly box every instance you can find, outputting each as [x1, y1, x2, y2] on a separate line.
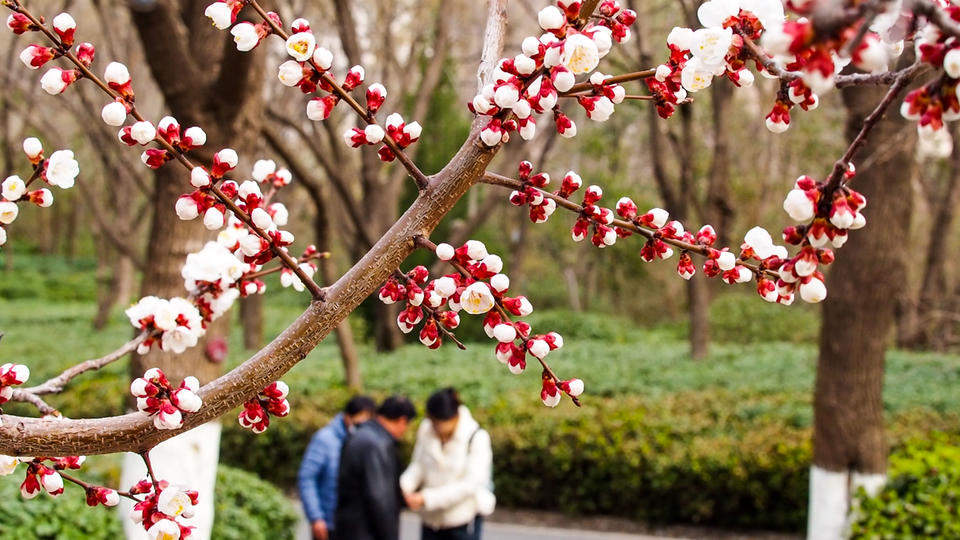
[399, 425, 427, 494]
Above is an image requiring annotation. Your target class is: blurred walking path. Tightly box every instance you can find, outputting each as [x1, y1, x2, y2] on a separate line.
[294, 511, 674, 539]
[293, 501, 799, 540]
[398, 513, 675, 539]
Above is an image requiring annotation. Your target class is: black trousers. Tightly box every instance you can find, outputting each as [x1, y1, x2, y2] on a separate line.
[421, 516, 483, 540]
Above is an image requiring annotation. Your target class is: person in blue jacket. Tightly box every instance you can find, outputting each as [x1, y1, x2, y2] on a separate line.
[298, 395, 376, 540]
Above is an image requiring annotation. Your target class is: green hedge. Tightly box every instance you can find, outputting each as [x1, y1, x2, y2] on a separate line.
[0, 466, 122, 539]
[220, 394, 809, 530]
[850, 434, 960, 539]
[212, 465, 299, 540]
[0, 464, 297, 539]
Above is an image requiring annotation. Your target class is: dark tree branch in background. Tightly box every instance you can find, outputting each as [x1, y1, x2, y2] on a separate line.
[261, 123, 375, 249]
[823, 63, 921, 194]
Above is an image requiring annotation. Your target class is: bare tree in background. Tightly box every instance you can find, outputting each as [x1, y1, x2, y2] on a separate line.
[808, 77, 916, 540]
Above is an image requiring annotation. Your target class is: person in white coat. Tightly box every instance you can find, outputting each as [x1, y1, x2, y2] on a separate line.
[400, 388, 495, 540]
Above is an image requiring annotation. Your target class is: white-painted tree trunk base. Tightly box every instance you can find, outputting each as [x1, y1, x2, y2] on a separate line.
[850, 471, 886, 497]
[807, 466, 849, 540]
[119, 422, 221, 540]
[806, 466, 886, 540]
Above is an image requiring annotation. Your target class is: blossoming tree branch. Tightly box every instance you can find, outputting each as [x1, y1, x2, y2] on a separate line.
[0, 0, 955, 536]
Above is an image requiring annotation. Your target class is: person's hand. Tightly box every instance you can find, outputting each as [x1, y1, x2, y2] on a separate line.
[404, 491, 425, 511]
[311, 519, 329, 540]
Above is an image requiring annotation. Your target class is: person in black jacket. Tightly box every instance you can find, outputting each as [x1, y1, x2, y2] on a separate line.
[334, 395, 417, 540]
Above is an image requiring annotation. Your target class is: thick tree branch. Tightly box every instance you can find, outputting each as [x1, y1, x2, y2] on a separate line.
[16, 334, 148, 398]
[0, 121, 499, 456]
[478, 0, 508, 90]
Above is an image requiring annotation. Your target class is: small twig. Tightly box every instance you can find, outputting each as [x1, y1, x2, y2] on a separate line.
[479, 172, 778, 279]
[58, 471, 142, 502]
[559, 69, 658, 96]
[838, 0, 888, 59]
[910, 0, 960, 40]
[240, 251, 329, 281]
[140, 451, 160, 491]
[20, 334, 147, 396]
[21, 164, 43, 188]
[822, 62, 920, 194]
[739, 34, 800, 81]
[8, 389, 57, 415]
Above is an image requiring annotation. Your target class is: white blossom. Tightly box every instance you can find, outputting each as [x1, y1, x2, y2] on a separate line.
[230, 22, 259, 52]
[204, 1, 232, 29]
[2, 176, 25, 201]
[100, 101, 127, 126]
[285, 31, 316, 61]
[103, 62, 130, 85]
[562, 33, 600, 75]
[460, 282, 495, 315]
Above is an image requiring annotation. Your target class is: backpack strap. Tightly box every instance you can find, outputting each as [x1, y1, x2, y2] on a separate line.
[467, 427, 495, 493]
[467, 427, 482, 449]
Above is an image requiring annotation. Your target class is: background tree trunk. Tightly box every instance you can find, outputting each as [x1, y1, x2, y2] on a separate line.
[898, 138, 960, 349]
[121, 2, 266, 538]
[239, 295, 264, 350]
[807, 80, 916, 540]
[313, 186, 363, 391]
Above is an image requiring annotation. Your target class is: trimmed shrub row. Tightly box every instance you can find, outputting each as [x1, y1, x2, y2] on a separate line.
[0, 465, 298, 539]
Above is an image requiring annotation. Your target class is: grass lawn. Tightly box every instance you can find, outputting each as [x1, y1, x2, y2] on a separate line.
[2, 296, 959, 428]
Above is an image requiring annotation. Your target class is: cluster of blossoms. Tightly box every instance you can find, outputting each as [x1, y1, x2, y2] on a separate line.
[13, 12, 85, 95]
[205, 9, 423, 162]
[651, 0, 901, 131]
[904, 3, 960, 157]
[343, 112, 422, 163]
[12, 4, 321, 351]
[3, 449, 195, 538]
[505, 159, 852, 304]
[237, 381, 291, 434]
[378, 240, 582, 407]
[178, 154, 291, 234]
[379, 265, 462, 349]
[121, 114, 207, 171]
[126, 297, 205, 355]
[278, 257, 318, 292]
[10, 8, 315, 295]
[130, 368, 203, 430]
[1, 452, 119, 507]
[759, 4, 901, 132]
[0, 138, 79, 247]
[540, 374, 584, 407]
[0, 362, 30, 417]
[649, 0, 783, 119]
[472, 0, 636, 146]
[13, 456, 79, 499]
[774, 172, 867, 303]
[177, 153, 309, 289]
[129, 479, 198, 539]
[11, 6, 318, 300]
[182, 242, 247, 323]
